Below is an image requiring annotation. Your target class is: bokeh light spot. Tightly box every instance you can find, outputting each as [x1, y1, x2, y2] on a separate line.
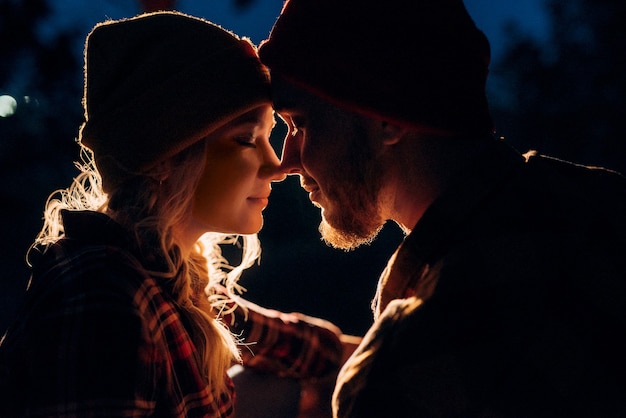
[0, 95, 18, 118]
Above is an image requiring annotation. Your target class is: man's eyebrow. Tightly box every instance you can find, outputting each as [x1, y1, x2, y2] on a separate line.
[271, 95, 296, 113]
[272, 101, 289, 113]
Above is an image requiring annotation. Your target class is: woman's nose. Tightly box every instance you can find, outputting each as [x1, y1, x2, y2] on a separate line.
[262, 143, 287, 182]
[279, 134, 302, 175]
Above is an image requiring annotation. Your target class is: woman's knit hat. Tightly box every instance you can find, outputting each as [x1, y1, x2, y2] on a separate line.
[79, 11, 271, 191]
[258, 0, 493, 135]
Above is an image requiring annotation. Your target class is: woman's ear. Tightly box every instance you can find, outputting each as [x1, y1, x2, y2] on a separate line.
[381, 121, 406, 145]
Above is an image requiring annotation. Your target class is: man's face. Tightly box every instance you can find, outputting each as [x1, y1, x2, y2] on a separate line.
[274, 76, 387, 250]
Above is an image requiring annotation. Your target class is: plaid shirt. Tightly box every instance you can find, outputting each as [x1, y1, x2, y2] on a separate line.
[233, 299, 344, 380]
[0, 211, 345, 417]
[0, 211, 234, 417]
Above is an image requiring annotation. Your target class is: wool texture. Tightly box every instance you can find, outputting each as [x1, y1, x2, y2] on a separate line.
[79, 11, 271, 191]
[259, 0, 493, 135]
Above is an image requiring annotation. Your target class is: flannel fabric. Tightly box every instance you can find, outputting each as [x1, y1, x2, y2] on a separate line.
[334, 140, 626, 417]
[0, 210, 346, 417]
[0, 210, 235, 417]
[233, 299, 344, 379]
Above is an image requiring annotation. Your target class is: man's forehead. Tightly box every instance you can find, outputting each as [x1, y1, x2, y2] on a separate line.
[271, 75, 315, 113]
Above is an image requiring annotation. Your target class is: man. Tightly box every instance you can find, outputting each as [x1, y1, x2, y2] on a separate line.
[258, 0, 626, 416]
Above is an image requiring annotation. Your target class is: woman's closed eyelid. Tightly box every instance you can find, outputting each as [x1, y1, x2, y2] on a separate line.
[235, 135, 256, 147]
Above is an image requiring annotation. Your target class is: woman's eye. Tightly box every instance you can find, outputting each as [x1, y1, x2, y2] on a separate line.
[235, 135, 256, 148]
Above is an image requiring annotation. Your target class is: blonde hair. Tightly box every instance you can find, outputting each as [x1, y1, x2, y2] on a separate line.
[29, 142, 259, 394]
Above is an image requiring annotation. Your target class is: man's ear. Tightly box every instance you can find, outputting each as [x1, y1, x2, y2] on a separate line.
[381, 121, 406, 145]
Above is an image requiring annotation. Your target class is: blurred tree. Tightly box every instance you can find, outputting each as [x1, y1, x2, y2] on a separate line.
[492, 0, 626, 174]
[233, 0, 255, 10]
[0, 0, 82, 332]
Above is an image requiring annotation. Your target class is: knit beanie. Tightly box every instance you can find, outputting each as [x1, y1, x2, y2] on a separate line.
[79, 11, 271, 192]
[259, 0, 493, 135]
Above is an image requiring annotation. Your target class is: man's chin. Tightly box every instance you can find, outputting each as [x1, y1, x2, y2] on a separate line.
[319, 218, 382, 251]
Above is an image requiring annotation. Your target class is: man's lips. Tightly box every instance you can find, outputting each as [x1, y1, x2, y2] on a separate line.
[301, 178, 319, 194]
[302, 181, 321, 202]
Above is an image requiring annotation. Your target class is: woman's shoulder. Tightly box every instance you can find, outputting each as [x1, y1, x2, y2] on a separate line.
[26, 238, 159, 318]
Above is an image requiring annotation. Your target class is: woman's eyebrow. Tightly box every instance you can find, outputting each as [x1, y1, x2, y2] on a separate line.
[235, 116, 261, 125]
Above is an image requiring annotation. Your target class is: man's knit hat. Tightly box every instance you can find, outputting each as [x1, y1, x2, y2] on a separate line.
[79, 11, 271, 192]
[259, 0, 493, 135]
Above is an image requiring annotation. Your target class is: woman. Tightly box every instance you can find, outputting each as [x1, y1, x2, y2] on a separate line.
[0, 11, 347, 417]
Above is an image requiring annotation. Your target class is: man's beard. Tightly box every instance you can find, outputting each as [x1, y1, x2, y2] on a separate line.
[317, 126, 386, 251]
[319, 216, 384, 251]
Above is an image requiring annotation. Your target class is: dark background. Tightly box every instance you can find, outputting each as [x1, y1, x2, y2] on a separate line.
[1, 0, 624, 337]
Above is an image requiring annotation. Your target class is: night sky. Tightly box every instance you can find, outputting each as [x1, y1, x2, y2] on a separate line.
[41, 0, 550, 61]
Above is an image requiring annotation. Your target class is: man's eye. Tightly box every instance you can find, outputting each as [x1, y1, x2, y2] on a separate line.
[290, 117, 305, 136]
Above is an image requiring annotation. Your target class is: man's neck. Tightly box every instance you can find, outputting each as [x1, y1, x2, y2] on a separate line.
[385, 133, 491, 232]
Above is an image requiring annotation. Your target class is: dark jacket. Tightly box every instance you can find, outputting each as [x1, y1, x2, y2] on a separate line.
[335, 140, 626, 417]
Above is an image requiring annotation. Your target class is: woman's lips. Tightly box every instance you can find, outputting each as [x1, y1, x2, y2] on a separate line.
[247, 196, 270, 207]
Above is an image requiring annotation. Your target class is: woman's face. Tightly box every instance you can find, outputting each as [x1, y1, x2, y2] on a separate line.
[191, 104, 285, 235]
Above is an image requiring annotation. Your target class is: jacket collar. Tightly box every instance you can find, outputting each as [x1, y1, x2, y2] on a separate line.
[373, 140, 526, 318]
